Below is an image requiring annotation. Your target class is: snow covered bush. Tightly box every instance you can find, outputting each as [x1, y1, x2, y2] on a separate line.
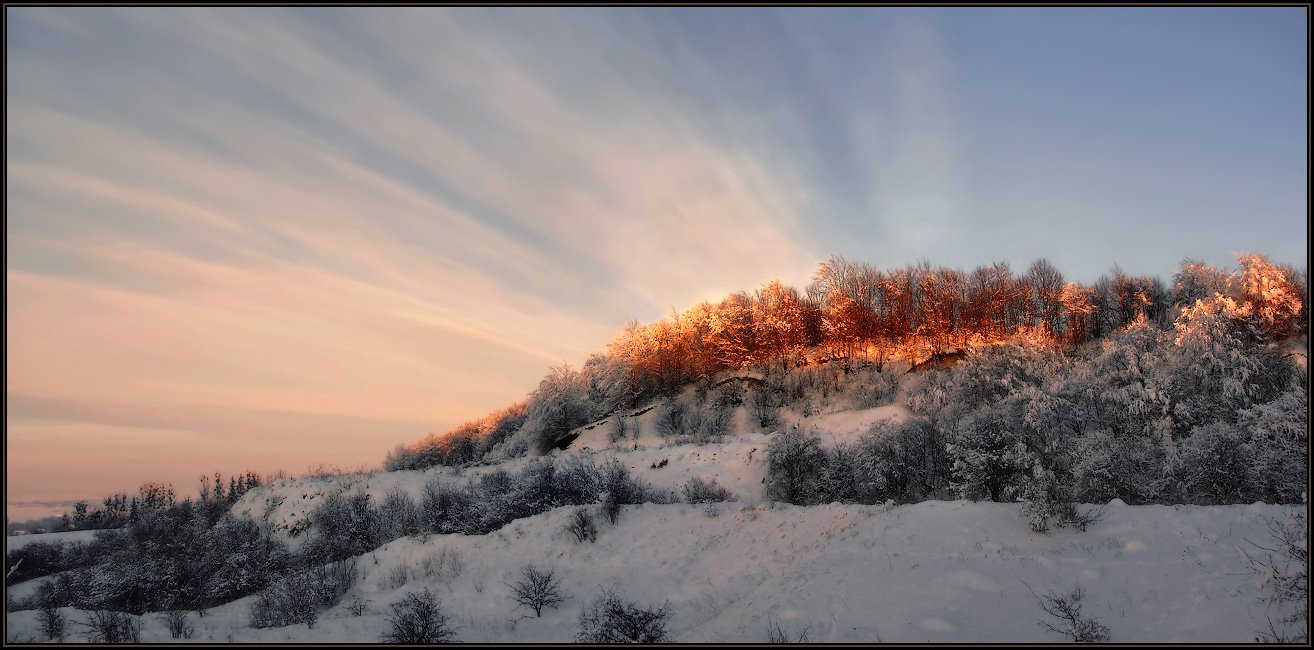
[690, 401, 732, 443]
[1173, 423, 1252, 504]
[302, 492, 383, 564]
[1239, 387, 1309, 504]
[1069, 429, 1165, 505]
[681, 476, 735, 504]
[522, 363, 597, 454]
[249, 559, 356, 629]
[379, 487, 420, 541]
[856, 418, 951, 503]
[765, 613, 811, 643]
[764, 427, 826, 505]
[656, 400, 687, 438]
[202, 513, 290, 608]
[419, 478, 481, 536]
[850, 365, 899, 409]
[816, 444, 863, 504]
[5, 539, 83, 584]
[602, 459, 649, 525]
[576, 588, 671, 643]
[381, 588, 458, 643]
[1017, 464, 1105, 533]
[749, 387, 782, 429]
[948, 407, 1034, 502]
[609, 416, 628, 443]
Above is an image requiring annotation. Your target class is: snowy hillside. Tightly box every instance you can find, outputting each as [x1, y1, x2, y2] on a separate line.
[7, 496, 1300, 643]
[6, 389, 1306, 645]
[6, 308, 1307, 643]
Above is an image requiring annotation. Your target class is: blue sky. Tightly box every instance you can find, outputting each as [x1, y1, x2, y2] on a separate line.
[5, 7, 1307, 516]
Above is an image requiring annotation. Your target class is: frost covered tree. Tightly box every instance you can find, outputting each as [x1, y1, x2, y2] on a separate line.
[765, 427, 826, 505]
[1173, 423, 1252, 504]
[1172, 258, 1235, 310]
[1237, 253, 1306, 341]
[523, 363, 596, 453]
[948, 408, 1033, 503]
[1239, 386, 1309, 504]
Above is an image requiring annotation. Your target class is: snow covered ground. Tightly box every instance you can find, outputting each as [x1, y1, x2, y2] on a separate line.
[6, 387, 1303, 643]
[6, 494, 1299, 643]
[4, 529, 99, 552]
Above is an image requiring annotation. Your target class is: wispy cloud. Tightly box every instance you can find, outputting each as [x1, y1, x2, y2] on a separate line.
[6, 8, 827, 504]
[6, 7, 1305, 509]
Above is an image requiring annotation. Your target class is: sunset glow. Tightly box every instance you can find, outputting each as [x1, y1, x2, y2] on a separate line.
[5, 7, 1307, 521]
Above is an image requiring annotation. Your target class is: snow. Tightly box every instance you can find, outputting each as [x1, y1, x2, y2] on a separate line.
[6, 375, 1302, 643]
[7, 498, 1298, 643]
[5, 529, 100, 552]
[781, 401, 911, 447]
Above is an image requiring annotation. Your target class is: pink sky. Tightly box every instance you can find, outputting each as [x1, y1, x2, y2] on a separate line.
[6, 8, 1305, 522]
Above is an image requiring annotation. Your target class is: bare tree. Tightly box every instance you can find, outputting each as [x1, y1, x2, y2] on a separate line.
[565, 508, 598, 543]
[510, 565, 565, 617]
[381, 588, 457, 643]
[576, 588, 670, 643]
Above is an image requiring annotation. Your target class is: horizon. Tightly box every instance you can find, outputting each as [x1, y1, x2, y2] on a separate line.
[5, 6, 1308, 521]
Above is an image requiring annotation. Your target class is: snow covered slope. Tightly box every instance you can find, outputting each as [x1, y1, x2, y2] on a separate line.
[6, 498, 1298, 643]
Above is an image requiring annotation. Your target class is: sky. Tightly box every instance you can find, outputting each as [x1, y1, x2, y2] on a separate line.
[5, 7, 1307, 521]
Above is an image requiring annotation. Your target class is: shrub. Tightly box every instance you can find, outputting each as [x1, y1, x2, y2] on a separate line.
[1026, 583, 1109, 643]
[855, 418, 951, 504]
[1244, 509, 1308, 643]
[385, 565, 410, 590]
[160, 610, 195, 639]
[250, 576, 320, 629]
[80, 610, 142, 643]
[379, 487, 420, 541]
[748, 389, 781, 429]
[566, 508, 598, 543]
[766, 613, 810, 643]
[851, 366, 899, 409]
[510, 565, 565, 617]
[347, 596, 370, 616]
[39, 604, 66, 642]
[609, 416, 628, 443]
[303, 492, 383, 564]
[575, 588, 671, 643]
[764, 427, 825, 505]
[420, 548, 464, 583]
[6, 540, 75, 584]
[249, 558, 356, 629]
[601, 459, 647, 525]
[381, 588, 458, 643]
[656, 401, 687, 438]
[681, 477, 735, 504]
[691, 403, 731, 443]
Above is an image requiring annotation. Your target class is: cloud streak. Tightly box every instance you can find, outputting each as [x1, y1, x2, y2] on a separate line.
[5, 7, 1305, 517]
[6, 7, 830, 512]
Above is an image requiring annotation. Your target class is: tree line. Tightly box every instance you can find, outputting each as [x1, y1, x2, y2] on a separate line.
[388, 253, 1307, 468]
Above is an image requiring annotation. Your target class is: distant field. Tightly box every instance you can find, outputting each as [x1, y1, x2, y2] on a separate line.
[5, 529, 100, 552]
